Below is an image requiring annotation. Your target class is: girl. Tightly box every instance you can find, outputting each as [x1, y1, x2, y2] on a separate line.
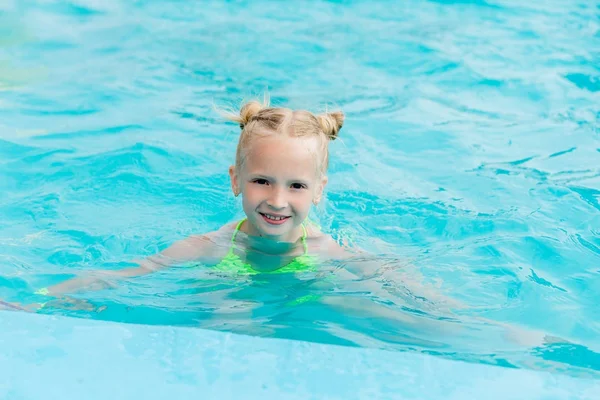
[36, 100, 353, 298]
[5, 100, 558, 355]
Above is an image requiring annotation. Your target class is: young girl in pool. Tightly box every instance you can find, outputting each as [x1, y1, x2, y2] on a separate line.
[38, 100, 352, 297]
[20, 101, 458, 319]
[1, 100, 558, 351]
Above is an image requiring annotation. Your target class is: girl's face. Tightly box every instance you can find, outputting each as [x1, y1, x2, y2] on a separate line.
[229, 134, 327, 242]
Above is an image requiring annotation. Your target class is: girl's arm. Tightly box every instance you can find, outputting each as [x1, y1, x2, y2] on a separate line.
[43, 233, 218, 297]
[322, 248, 563, 349]
[0, 299, 27, 311]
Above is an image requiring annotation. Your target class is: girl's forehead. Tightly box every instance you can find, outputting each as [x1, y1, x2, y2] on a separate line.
[242, 135, 321, 177]
[248, 135, 319, 157]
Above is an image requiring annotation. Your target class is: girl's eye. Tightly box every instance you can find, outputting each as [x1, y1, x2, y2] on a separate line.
[291, 183, 307, 190]
[253, 179, 269, 185]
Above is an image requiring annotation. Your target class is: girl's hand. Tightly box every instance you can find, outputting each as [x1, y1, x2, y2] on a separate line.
[45, 296, 107, 313]
[0, 299, 27, 311]
[45, 273, 117, 297]
[1, 297, 106, 313]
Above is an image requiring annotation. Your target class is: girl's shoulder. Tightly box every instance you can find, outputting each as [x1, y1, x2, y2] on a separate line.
[305, 221, 360, 260]
[304, 219, 326, 238]
[189, 221, 237, 242]
[180, 222, 238, 259]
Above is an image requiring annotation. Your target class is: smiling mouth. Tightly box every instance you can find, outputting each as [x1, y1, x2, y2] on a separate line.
[259, 212, 291, 225]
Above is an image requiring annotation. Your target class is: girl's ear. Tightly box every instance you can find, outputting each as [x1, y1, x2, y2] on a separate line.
[313, 176, 328, 205]
[229, 165, 240, 196]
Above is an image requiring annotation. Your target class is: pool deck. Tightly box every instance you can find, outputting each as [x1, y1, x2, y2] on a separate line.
[1, 310, 598, 399]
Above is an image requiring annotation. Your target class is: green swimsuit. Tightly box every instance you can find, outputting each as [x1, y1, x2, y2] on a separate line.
[212, 218, 318, 276]
[211, 219, 324, 306]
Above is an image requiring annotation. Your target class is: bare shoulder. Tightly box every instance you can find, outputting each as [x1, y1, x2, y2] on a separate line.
[305, 222, 359, 260]
[304, 220, 326, 238]
[161, 222, 236, 262]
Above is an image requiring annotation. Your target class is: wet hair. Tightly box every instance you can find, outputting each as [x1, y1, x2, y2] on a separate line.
[226, 99, 344, 176]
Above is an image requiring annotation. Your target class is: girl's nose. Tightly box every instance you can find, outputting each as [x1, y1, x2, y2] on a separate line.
[266, 187, 287, 209]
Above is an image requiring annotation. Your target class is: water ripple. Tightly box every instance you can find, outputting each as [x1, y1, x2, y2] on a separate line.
[0, 0, 598, 377]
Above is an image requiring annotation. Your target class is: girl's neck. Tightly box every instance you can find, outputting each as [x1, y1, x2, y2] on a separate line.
[240, 220, 304, 244]
[236, 221, 305, 256]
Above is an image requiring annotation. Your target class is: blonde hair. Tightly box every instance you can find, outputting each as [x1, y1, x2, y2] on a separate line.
[226, 99, 344, 176]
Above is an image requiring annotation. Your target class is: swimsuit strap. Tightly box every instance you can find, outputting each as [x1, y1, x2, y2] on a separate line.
[300, 223, 308, 255]
[230, 219, 246, 243]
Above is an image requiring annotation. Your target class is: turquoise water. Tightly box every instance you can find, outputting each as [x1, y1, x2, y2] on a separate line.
[1, 0, 599, 380]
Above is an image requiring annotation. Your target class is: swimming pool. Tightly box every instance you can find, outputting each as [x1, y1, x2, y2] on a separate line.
[1, 0, 599, 398]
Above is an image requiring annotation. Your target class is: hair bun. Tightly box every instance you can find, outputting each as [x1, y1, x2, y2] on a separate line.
[317, 111, 344, 140]
[238, 101, 266, 129]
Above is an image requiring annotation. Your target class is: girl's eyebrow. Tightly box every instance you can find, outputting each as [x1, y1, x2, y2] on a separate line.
[249, 173, 311, 184]
[291, 179, 310, 185]
[248, 174, 274, 180]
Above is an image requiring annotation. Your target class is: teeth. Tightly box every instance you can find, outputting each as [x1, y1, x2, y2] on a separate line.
[264, 213, 287, 221]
